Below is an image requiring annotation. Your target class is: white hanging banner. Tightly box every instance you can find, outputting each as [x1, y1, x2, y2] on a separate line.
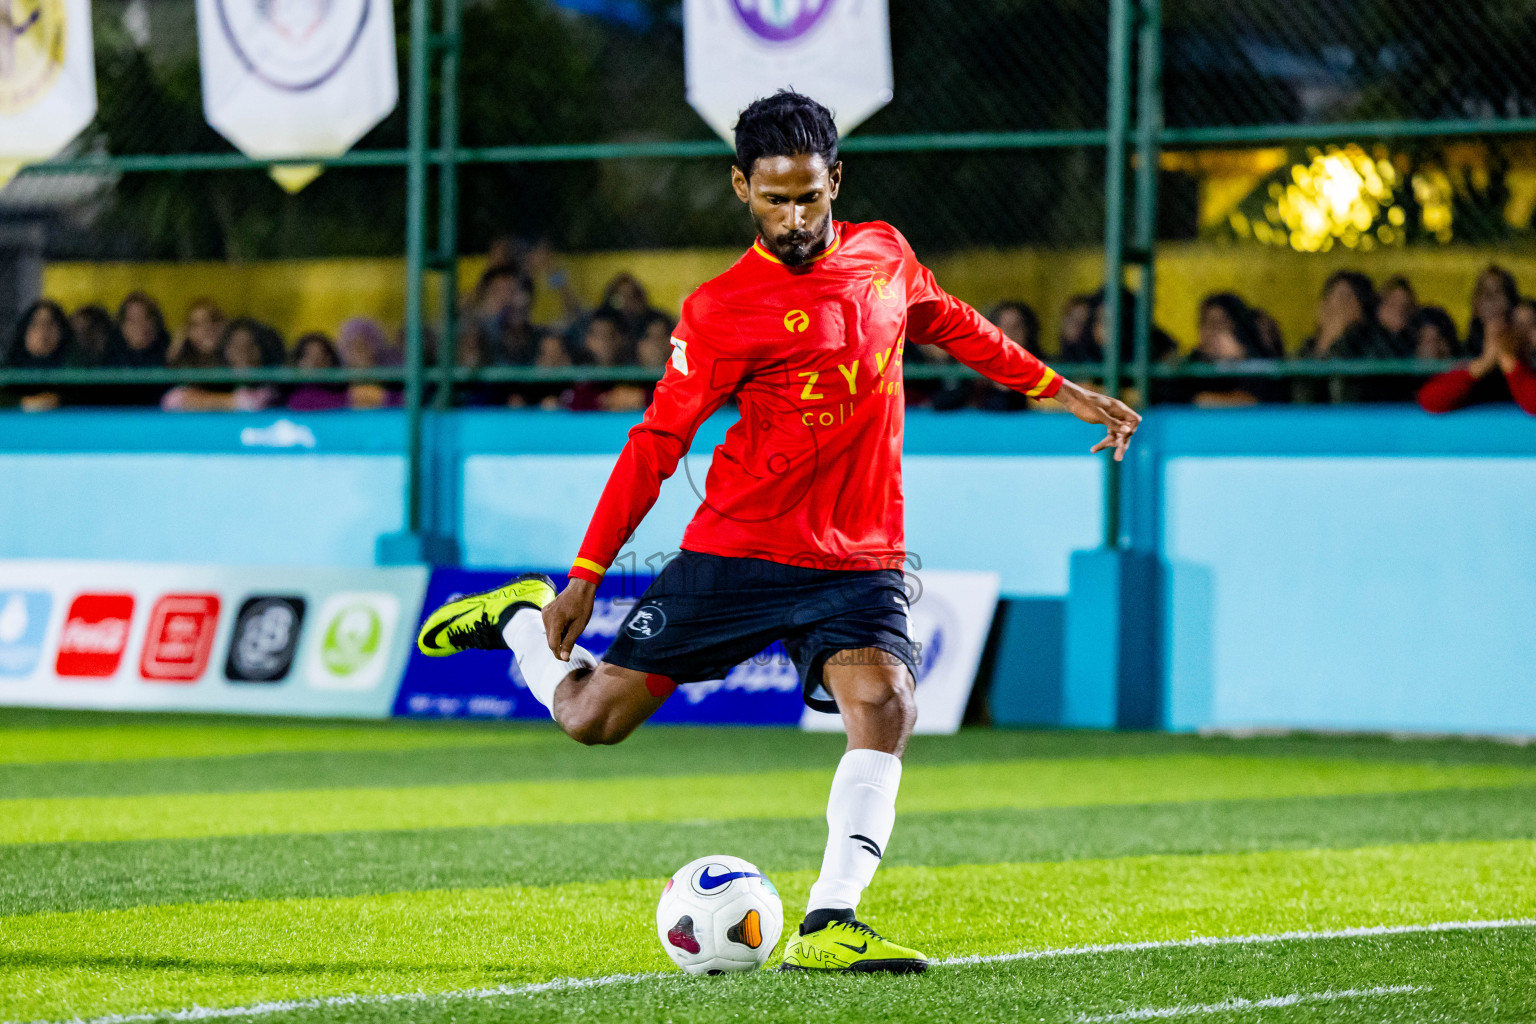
[0, 0, 97, 189]
[684, 0, 892, 144]
[195, 0, 398, 191]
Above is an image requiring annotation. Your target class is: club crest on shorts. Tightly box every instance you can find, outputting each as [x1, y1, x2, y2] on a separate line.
[626, 605, 666, 640]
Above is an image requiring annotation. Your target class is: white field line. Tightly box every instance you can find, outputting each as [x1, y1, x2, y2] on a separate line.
[14, 916, 1535, 1024]
[936, 915, 1536, 966]
[1076, 985, 1425, 1022]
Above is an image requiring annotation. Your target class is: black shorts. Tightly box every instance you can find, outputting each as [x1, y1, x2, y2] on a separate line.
[602, 550, 918, 713]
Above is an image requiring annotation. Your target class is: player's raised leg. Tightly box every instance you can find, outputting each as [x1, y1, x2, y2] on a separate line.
[415, 573, 665, 744]
[780, 648, 928, 974]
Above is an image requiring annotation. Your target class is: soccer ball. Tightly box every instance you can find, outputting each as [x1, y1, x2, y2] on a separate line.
[655, 854, 784, 974]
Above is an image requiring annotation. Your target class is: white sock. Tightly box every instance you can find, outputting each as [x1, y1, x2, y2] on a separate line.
[503, 607, 595, 716]
[805, 748, 903, 914]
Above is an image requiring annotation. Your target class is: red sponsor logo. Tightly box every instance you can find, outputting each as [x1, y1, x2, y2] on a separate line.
[141, 595, 221, 682]
[55, 594, 135, 678]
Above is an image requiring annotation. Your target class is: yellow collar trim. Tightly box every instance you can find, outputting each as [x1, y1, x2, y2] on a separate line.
[752, 230, 842, 266]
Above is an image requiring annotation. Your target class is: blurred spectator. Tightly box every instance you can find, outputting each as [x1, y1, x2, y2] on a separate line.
[906, 343, 970, 411]
[1296, 271, 1396, 403]
[104, 292, 172, 406]
[598, 272, 665, 345]
[976, 301, 1043, 411]
[1253, 309, 1286, 359]
[504, 327, 575, 410]
[599, 312, 673, 412]
[1418, 299, 1536, 415]
[107, 292, 171, 368]
[636, 312, 673, 368]
[337, 317, 402, 410]
[2, 300, 74, 411]
[162, 317, 284, 412]
[488, 236, 584, 330]
[465, 264, 542, 366]
[68, 305, 114, 367]
[1465, 265, 1518, 357]
[1065, 288, 1176, 369]
[1413, 306, 1460, 360]
[168, 299, 228, 370]
[1056, 294, 1094, 361]
[564, 310, 631, 411]
[1163, 293, 1287, 407]
[286, 333, 347, 412]
[1298, 272, 1390, 359]
[1376, 276, 1418, 356]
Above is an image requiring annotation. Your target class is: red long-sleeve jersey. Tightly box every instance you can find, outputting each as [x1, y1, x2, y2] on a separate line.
[568, 220, 1062, 583]
[1417, 362, 1536, 415]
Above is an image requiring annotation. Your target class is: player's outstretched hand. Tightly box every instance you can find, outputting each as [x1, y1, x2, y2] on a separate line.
[544, 578, 597, 661]
[1051, 379, 1142, 461]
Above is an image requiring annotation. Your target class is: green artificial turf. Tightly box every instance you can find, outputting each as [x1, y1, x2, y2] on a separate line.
[4, 839, 1534, 1020]
[8, 755, 1535, 845]
[173, 928, 1536, 1024]
[6, 786, 1536, 916]
[3, 712, 1536, 1024]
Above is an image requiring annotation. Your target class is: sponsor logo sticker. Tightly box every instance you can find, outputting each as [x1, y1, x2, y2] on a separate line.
[56, 593, 134, 678]
[305, 591, 398, 690]
[225, 596, 306, 683]
[0, 590, 51, 677]
[140, 595, 222, 682]
[625, 604, 667, 640]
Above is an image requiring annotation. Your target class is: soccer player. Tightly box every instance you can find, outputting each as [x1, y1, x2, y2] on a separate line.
[418, 90, 1141, 973]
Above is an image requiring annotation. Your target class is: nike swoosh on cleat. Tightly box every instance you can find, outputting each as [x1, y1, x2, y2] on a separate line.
[696, 868, 765, 890]
[835, 941, 868, 954]
[420, 609, 479, 650]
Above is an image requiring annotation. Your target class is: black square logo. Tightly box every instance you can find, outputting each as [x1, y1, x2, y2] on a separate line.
[225, 596, 306, 683]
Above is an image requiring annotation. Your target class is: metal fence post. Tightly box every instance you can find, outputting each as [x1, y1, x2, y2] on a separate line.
[1131, 0, 1162, 409]
[434, 0, 462, 414]
[1100, 0, 1133, 550]
[377, 0, 456, 565]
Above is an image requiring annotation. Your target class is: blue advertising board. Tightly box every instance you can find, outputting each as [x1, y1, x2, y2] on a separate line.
[394, 568, 807, 725]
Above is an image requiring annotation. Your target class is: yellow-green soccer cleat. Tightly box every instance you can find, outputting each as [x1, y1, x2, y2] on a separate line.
[778, 919, 929, 974]
[416, 573, 557, 656]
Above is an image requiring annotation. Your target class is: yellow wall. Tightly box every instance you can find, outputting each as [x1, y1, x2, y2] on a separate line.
[43, 243, 1536, 355]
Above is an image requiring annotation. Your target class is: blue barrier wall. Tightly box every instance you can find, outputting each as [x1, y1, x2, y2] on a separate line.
[2, 406, 1532, 735]
[1144, 408, 1536, 737]
[0, 413, 406, 566]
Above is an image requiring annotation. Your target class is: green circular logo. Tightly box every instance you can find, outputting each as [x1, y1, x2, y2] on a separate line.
[321, 603, 381, 676]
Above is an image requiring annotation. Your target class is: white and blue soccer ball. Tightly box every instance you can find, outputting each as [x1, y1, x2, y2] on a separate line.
[655, 854, 784, 974]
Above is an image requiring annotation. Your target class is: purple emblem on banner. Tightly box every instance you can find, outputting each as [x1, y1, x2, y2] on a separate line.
[729, 0, 833, 43]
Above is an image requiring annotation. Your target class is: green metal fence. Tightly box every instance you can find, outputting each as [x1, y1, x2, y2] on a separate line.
[5, 0, 1533, 558]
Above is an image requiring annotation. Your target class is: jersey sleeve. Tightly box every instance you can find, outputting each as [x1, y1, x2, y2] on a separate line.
[569, 291, 739, 583]
[898, 230, 1062, 400]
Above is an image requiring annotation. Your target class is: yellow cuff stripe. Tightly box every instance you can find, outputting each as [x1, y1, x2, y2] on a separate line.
[571, 557, 607, 577]
[1026, 367, 1058, 398]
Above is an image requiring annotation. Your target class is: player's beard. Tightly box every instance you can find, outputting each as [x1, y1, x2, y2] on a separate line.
[756, 211, 832, 267]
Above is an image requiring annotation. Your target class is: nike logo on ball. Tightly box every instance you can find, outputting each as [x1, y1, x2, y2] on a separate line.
[697, 867, 765, 890]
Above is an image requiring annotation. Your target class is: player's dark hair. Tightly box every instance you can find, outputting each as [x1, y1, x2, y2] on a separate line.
[732, 90, 839, 178]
